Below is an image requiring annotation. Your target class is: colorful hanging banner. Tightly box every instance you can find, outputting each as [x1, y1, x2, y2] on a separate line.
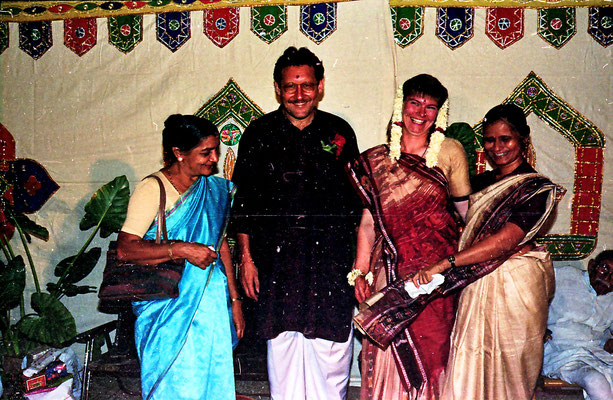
[588, 7, 612, 47]
[204, 7, 239, 48]
[108, 14, 143, 53]
[485, 8, 523, 49]
[64, 18, 97, 56]
[0, 22, 8, 54]
[436, 7, 474, 50]
[251, 5, 287, 44]
[19, 21, 52, 59]
[157, 12, 191, 52]
[0, 1, 355, 23]
[8, 159, 60, 214]
[390, 6, 424, 48]
[538, 8, 576, 49]
[300, 3, 337, 44]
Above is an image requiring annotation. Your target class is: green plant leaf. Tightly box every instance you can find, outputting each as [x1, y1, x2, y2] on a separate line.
[54, 247, 101, 284]
[79, 175, 130, 238]
[13, 213, 49, 242]
[18, 292, 76, 345]
[0, 256, 26, 312]
[444, 122, 479, 178]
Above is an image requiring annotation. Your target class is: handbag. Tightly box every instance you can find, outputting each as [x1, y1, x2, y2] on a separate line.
[98, 174, 185, 301]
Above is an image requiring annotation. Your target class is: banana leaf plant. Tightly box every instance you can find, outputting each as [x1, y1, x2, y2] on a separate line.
[0, 176, 130, 356]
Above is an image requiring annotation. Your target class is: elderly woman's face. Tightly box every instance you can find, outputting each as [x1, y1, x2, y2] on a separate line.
[179, 136, 220, 177]
[483, 120, 523, 171]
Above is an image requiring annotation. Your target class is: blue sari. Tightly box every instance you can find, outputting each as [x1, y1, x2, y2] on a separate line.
[132, 175, 237, 400]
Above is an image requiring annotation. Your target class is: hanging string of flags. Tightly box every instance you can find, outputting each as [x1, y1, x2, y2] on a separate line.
[0, 3, 611, 59]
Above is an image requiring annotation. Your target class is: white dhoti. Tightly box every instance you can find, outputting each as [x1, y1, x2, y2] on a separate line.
[267, 330, 353, 400]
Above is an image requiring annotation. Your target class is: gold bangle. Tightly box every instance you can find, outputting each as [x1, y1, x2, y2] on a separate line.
[168, 242, 175, 261]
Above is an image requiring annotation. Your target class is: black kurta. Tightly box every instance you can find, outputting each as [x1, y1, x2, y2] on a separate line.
[231, 108, 362, 342]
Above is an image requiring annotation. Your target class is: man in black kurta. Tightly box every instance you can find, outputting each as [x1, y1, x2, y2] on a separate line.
[231, 47, 361, 399]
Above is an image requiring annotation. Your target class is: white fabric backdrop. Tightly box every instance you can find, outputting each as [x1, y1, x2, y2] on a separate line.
[0, 0, 610, 377]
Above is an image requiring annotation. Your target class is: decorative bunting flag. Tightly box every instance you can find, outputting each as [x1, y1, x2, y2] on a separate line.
[157, 12, 191, 52]
[64, 18, 97, 57]
[19, 21, 52, 59]
[390, 6, 423, 48]
[251, 5, 287, 44]
[8, 159, 60, 214]
[588, 7, 612, 47]
[300, 3, 337, 44]
[108, 14, 143, 53]
[485, 8, 523, 49]
[0, 22, 8, 55]
[436, 8, 474, 50]
[203, 7, 239, 48]
[538, 8, 576, 49]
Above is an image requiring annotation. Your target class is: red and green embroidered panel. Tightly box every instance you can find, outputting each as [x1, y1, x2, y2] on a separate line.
[194, 79, 263, 179]
[472, 72, 605, 260]
[64, 17, 97, 56]
[485, 8, 523, 49]
[538, 8, 576, 49]
[391, 6, 424, 48]
[251, 5, 287, 44]
[108, 14, 142, 53]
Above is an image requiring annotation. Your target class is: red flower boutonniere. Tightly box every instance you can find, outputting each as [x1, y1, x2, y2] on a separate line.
[321, 133, 346, 159]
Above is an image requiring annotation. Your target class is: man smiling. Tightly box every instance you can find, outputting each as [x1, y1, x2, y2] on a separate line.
[231, 47, 362, 400]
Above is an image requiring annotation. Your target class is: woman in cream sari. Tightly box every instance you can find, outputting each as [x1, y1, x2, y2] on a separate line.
[412, 104, 564, 399]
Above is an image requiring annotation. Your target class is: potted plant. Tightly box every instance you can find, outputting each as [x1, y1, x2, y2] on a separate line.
[0, 176, 130, 373]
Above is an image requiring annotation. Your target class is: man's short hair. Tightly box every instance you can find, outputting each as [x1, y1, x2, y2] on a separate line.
[273, 47, 324, 84]
[593, 249, 613, 265]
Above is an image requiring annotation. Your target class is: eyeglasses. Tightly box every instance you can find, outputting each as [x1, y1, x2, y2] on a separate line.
[281, 82, 317, 94]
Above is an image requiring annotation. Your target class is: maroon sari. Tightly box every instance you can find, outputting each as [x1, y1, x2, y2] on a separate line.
[348, 145, 460, 398]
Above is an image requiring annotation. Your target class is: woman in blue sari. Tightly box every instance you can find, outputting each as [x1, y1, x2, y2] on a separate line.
[116, 114, 244, 400]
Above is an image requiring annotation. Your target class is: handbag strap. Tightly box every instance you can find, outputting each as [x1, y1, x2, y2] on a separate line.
[145, 174, 168, 244]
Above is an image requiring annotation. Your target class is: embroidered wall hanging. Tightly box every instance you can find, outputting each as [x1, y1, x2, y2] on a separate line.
[588, 7, 612, 47]
[0, 22, 8, 54]
[19, 21, 52, 59]
[0, 0, 354, 22]
[251, 5, 287, 44]
[472, 72, 605, 260]
[485, 8, 523, 49]
[108, 14, 142, 54]
[156, 12, 191, 52]
[223, 147, 236, 180]
[64, 17, 97, 56]
[194, 79, 263, 179]
[538, 8, 576, 49]
[436, 7, 474, 50]
[204, 7, 239, 48]
[300, 3, 337, 44]
[0, 124, 59, 240]
[390, 6, 424, 48]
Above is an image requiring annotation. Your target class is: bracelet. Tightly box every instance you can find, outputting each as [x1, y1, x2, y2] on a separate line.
[447, 255, 456, 268]
[231, 296, 243, 303]
[347, 269, 374, 286]
[168, 242, 175, 261]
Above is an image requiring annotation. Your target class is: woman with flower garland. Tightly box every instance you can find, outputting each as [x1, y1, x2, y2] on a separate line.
[347, 74, 471, 399]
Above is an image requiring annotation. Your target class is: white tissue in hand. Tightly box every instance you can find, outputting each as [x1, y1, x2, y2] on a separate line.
[404, 274, 445, 299]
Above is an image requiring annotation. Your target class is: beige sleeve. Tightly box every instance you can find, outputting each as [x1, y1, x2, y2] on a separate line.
[120, 171, 181, 238]
[438, 138, 471, 199]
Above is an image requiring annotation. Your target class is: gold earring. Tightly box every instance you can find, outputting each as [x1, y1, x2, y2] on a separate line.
[178, 157, 183, 162]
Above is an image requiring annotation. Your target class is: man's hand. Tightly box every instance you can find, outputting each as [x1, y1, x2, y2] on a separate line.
[240, 259, 260, 301]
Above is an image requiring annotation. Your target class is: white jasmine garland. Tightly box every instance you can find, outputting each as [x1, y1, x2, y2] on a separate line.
[347, 269, 374, 286]
[388, 85, 404, 161]
[424, 130, 445, 168]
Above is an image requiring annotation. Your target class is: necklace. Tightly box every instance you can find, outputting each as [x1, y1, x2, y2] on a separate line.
[165, 171, 183, 194]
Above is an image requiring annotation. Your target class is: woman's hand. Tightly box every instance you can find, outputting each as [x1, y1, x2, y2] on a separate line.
[355, 276, 372, 304]
[232, 300, 245, 340]
[174, 242, 218, 270]
[411, 259, 448, 287]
